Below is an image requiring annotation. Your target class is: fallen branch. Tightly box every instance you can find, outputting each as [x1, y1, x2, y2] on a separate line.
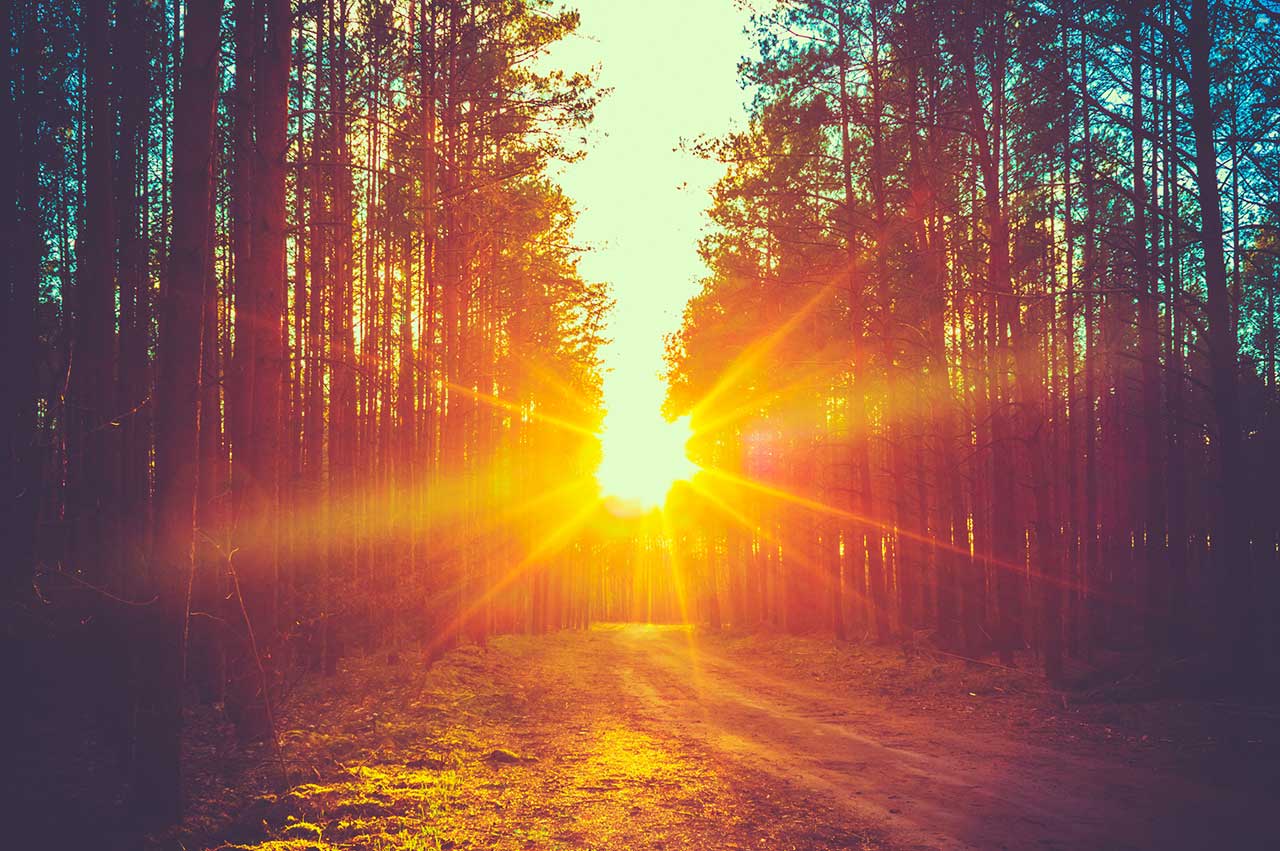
[927, 646, 1043, 678]
[35, 567, 158, 608]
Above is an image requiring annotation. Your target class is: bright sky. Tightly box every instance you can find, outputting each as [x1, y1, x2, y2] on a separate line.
[544, 0, 758, 505]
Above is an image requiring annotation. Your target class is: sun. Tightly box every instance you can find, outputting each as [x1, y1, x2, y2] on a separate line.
[596, 413, 698, 510]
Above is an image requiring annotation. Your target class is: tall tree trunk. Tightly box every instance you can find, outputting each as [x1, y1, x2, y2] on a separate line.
[1189, 0, 1252, 682]
[1080, 25, 1101, 661]
[868, 2, 908, 638]
[304, 6, 331, 671]
[1, 0, 39, 605]
[836, 9, 887, 642]
[1130, 2, 1166, 652]
[330, 0, 357, 621]
[959, 10, 1021, 665]
[228, 0, 290, 743]
[144, 0, 222, 823]
[116, 0, 154, 578]
[1161, 2, 1190, 651]
[193, 212, 225, 705]
[72, 0, 118, 586]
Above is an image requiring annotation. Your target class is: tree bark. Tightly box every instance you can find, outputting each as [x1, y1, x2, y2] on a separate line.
[72, 0, 118, 586]
[144, 0, 222, 824]
[228, 0, 291, 744]
[1189, 0, 1252, 683]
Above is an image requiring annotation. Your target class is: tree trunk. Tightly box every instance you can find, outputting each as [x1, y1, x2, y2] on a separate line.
[228, 0, 290, 744]
[143, 0, 222, 824]
[959, 12, 1021, 665]
[72, 0, 118, 586]
[1189, 0, 1252, 683]
[116, 0, 154, 579]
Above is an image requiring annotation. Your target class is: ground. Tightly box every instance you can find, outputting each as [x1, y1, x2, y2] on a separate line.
[156, 624, 1278, 851]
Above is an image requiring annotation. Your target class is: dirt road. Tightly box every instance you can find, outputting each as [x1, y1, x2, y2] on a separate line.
[180, 624, 1277, 851]
[538, 624, 1274, 851]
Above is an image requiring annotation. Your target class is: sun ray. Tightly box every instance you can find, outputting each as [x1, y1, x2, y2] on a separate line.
[692, 357, 848, 440]
[685, 477, 855, 619]
[720, 464, 1101, 600]
[658, 509, 692, 628]
[494, 475, 599, 525]
[695, 464, 1090, 595]
[684, 477, 754, 533]
[444, 380, 598, 437]
[689, 282, 838, 425]
[520, 356, 599, 418]
[424, 498, 601, 657]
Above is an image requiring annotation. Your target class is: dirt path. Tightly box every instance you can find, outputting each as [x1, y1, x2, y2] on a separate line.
[176, 624, 1276, 851]
[603, 625, 1274, 851]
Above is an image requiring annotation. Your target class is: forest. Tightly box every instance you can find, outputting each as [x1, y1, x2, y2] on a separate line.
[667, 0, 1280, 678]
[3, 0, 1279, 848]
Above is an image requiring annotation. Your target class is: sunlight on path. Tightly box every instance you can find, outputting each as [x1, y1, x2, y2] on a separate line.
[187, 626, 874, 851]
[180, 627, 1272, 851]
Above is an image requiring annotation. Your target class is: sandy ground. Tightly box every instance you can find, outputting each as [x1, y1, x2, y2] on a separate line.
[169, 624, 1278, 851]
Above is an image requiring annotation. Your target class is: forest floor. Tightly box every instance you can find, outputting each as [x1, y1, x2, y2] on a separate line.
[146, 623, 1280, 851]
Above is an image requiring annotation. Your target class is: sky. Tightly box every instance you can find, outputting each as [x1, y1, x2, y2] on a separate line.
[542, 0, 759, 500]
